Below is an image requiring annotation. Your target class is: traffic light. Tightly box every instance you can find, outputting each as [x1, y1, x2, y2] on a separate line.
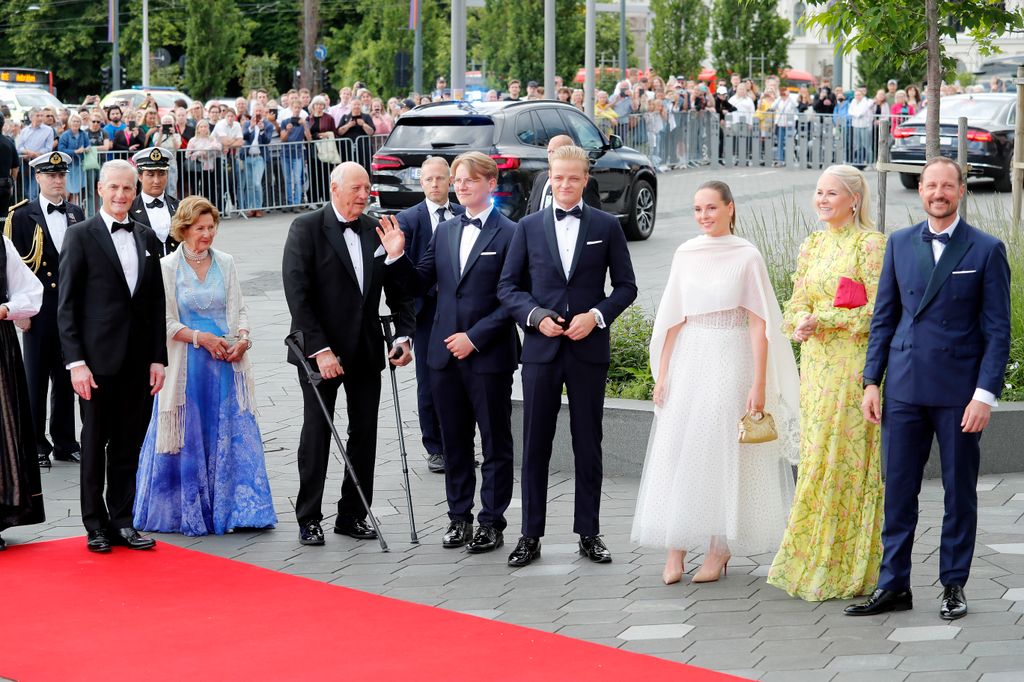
[100, 65, 111, 92]
[319, 67, 329, 90]
[119, 65, 127, 87]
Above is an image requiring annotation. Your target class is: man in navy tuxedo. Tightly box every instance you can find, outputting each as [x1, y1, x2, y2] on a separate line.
[498, 145, 637, 567]
[394, 157, 465, 474]
[847, 157, 1011, 620]
[378, 152, 519, 553]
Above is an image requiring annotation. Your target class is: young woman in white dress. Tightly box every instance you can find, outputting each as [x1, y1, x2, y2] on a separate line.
[631, 181, 800, 585]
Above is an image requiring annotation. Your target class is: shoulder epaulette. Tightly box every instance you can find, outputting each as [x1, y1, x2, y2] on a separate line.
[2, 198, 29, 240]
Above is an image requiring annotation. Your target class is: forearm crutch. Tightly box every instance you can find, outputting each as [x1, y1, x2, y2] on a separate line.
[379, 315, 419, 544]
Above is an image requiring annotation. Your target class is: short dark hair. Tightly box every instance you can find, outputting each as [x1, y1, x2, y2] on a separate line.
[107, 105, 122, 115]
[920, 156, 964, 186]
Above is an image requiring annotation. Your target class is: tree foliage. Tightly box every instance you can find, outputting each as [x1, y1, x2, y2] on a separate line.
[183, 0, 253, 100]
[650, 0, 710, 80]
[119, 0, 186, 87]
[709, 0, 790, 78]
[241, 54, 282, 96]
[855, 50, 925, 96]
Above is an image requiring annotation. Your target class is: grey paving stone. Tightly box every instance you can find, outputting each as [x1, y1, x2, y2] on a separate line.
[956, 625, 1024, 642]
[755, 624, 828, 641]
[827, 654, 906, 671]
[898, 654, 977, 672]
[555, 610, 629, 626]
[980, 673, 1024, 681]
[754, 638, 830, 656]
[759, 669, 836, 681]
[618, 638, 693, 654]
[683, 638, 761, 655]
[904, 674, 981, 682]
[830, 671, 908, 682]
[686, 654, 765, 671]
[889, 625, 962, 642]
[822, 638, 899, 656]
[967, 654, 1024, 673]
[891, 641, 968, 656]
[757, 654, 837, 672]
[558, 623, 635, 639]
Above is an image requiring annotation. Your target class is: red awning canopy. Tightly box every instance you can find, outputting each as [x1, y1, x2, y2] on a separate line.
[781, 68, 817, 86]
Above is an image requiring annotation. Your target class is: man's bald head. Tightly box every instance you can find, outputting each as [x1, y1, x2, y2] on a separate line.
[547, 134, 575, 154]
[330, 162, 371, 219]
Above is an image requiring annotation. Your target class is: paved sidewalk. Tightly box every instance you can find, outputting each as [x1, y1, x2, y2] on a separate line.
[12, 169, 1024, 680]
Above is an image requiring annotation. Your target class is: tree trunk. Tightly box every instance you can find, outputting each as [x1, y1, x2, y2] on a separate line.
[925, 0, 941, 159]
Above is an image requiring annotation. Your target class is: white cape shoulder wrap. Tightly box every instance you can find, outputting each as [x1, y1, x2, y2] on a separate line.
[649, 234, 801, 462]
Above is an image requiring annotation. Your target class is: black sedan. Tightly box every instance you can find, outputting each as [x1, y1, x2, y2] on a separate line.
[368, 100, 658, 240]
[891, 93, 1016, 192]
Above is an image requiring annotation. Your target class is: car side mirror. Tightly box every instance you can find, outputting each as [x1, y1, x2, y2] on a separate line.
[607, 134, 623, 150]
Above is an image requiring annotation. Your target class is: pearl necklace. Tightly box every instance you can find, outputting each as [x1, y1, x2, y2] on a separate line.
[182, 244, 210, 263]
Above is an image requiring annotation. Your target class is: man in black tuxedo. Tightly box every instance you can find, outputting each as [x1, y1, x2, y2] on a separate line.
[6, 152, 83, 468]
[379, 152, 520, 554]
[498, 145, 637, 567]
[129, 147, 179, 256]
[282, 161, 415, 546]
[525, 135, 601, 215]
[58, 160, 167, 553]
[394, 156, 465, 474]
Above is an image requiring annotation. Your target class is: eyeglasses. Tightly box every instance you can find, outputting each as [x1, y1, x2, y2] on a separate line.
[90, 120, 102, 123]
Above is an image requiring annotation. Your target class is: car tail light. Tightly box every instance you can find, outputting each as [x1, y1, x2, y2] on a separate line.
[966, 130, 992, 143]
[371, 154, 403, 171]
[490, 154, 521, 170]
[891, 127, 916, 139]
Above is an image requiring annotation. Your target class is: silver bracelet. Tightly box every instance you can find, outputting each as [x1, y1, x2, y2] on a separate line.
[192, 330, 200, 349]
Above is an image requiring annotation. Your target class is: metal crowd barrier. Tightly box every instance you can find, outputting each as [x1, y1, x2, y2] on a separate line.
[9, 133, 390, 219]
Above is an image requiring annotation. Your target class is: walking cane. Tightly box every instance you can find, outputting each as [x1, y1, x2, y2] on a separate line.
[284, 331, 389, 552]
[379, 315, 419, 544]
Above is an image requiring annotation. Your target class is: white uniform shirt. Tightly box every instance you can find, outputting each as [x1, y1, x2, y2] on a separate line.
[140, 192, 171, 244]
[39, 195, 69, 253]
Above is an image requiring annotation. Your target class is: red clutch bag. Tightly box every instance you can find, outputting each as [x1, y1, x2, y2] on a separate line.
[834, 276, 868, 309]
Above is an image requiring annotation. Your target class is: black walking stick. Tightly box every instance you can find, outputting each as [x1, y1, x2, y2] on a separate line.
[380, 315, 419, 544]
[284, 330, 389, 552]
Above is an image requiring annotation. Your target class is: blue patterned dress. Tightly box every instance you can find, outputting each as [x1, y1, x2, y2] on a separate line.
[133, 259, 277, 536]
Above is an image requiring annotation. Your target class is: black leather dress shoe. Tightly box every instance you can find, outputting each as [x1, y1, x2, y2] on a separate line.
[53, 451, 82, 463]
[507, 536, 541, 567]
[442, 520, 472, 548]
[844, 588, 913, 616]
[333, 518, 378, 540]
[110, 527, 156, 550]
[427, 453, 446, 473]
[299, 520, 325, 546]
[467, 525, 503, 554]
[579, 535, 612, 563]
[37, 453, 51, 469]
[86, 529, 112, 553]
[940, 584, 967, 620]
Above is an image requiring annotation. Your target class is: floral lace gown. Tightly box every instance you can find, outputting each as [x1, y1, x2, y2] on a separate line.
[767, 226, 886, 600]
[133, 260, 277, 536]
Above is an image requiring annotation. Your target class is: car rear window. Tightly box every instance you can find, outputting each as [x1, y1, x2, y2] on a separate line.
[386, 116, 495, 149]
[907, 98, 1006, 124]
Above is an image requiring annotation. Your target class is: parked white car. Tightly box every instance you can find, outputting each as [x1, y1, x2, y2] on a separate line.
[0, 86, 65, 125]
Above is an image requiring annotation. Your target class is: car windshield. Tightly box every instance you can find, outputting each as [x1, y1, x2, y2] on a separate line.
[14, 91, 61, 108]
[906, 98, 1006, 124]
[150, 91, 187, 108]
[387, 117, 494, 148]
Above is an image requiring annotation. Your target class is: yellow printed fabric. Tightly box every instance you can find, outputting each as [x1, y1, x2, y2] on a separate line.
[767, 225, 886, 601]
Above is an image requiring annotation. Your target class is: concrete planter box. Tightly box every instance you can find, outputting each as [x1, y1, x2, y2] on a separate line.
[511, 397, 1024, 479]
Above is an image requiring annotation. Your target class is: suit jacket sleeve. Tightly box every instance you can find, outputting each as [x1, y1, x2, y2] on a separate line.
[526, 174, 545, 215]
[281, 218, 331, 355]
[584, 177, 601, 210]
[497, 223, 543, 328]
[146, 231, 169, 366]
[383, 267, 416, 340]
[57, 224, 87, 365]
[978, 241, 1011, 397]
[863, 232, 900, 384]
[593, 218, 638, 325]
[388, 233, 438, 298]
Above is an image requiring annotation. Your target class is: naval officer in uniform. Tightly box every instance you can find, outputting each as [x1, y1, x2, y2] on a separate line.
[130, 147, 180, 256]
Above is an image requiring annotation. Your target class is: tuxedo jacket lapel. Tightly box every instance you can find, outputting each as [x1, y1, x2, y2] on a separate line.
[458, 213, 500, 286]
[447, 218, 463, 283]
[542, 207, 566, 283]
[567, 205, 592, 281]
[917, 222, 973, 317]
[321, 208, 360, 291]
[131, 222, 146, 296]
[358, 219, 377, 299]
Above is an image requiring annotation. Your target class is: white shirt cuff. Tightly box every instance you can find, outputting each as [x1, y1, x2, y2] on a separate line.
[972, 388, 998, 407]
[590, 308, 606, 329]
[384, 251, 404, 265]
[309, 347, 332, 359]
[527, 306, 539, 327]
[393, 336, 410, 347]
[66, 361, 86, 370]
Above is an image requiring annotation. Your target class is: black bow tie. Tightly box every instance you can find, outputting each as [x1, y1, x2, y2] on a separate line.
[922, 230, 950, 245]
[342, 220, 361, 233]
[555, 206, 583, 221]
[146, 198, 164, 209]
[111, 220, 134, 234]
[47, 202, 67, 214]
[460, 215, 483, 228]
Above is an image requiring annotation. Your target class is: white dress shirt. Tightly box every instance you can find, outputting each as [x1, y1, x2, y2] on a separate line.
[553, 200, 583, 279]
[333, 205, 364, 294]
[459, 205, 492, 275]
[140, 192, 171, 244]
[424, 198, 454, 232]
[1, 235, 43, 319]
[39, 195, 69, 253]
[926, 215, 996, 407]
[540, 178, 553, 209]
[98, 208, 140, 293]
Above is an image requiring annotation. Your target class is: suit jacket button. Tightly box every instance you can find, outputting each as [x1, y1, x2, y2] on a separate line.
[46, 271, 52, 276]
[50, 283, 57, 289]
[909, 289, 914, 295]
[42, 261, 47, 266]
[456, 293, 462, 299]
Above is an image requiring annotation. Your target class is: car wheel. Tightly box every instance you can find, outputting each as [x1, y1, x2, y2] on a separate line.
[624, 179, 656, 241]
[899, 173, 918, 190]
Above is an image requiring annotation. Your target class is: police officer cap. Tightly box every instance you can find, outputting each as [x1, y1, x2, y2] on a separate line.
[30, 151, 72, 174]
[133, 146, 172, 171]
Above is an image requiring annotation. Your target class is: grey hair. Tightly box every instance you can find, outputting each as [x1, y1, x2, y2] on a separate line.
[330, 161, 367, 185]
[99, 159, 139, 185]
[28, 106, 41, 115]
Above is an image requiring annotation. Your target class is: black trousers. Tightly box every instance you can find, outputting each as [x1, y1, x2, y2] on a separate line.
[430, 361, 514, 531]
[79, 366, 153, 531]
[294, 365, 381, 525]
[413, 295, 443, 456]
[520, 349, 608, 538]
[22, 310, 78, 458]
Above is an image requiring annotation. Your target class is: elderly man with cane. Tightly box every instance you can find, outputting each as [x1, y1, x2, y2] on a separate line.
[282, 161, 415, 547]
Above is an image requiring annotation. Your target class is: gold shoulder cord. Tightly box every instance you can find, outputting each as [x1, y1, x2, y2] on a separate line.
[3, 200, 43, 273]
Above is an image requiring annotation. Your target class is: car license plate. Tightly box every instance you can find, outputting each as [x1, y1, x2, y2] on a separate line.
[940, 136, 953, 146]
[411, 167, 421, 179]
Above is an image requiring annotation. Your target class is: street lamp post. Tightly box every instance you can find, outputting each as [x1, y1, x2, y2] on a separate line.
[544, 0, 555, 99]
[451, 0, 466, 99]
[142, 0, 150, 87]
[584, 0, 595, 117]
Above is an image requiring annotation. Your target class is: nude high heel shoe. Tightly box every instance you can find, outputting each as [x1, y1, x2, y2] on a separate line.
[691, 552, 731, 583]
[662, 550, 687, 585]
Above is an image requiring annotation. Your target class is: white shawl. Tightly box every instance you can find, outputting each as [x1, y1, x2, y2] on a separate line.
[649, 234, 801, 463]
[156, 248, 256, 454]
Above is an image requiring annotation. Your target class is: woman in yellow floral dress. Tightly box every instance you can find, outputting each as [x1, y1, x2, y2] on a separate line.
[767, 165, 886, 601]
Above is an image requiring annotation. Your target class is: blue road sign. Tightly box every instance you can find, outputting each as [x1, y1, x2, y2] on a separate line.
[314, 45, 327, 62]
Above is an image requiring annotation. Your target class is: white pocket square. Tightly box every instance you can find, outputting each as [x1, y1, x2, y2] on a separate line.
[480, 251, 497, 256]
[373, 245, 386, 258]
[952, 270, 976, 275]
[586, 240, 602, 245]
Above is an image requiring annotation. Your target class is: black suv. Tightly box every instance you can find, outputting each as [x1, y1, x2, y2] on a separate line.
[368, 100, 658, 240]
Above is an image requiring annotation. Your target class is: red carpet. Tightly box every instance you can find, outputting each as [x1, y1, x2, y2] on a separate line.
[1, 538, 747, 681]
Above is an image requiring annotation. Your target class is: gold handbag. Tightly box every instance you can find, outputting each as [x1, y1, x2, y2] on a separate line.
[738, 411, 778, 444]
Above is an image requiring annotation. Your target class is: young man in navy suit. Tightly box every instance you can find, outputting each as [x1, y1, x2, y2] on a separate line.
[378, 152, 519, 553]
[394, 157, 465, 474]
[498, 145, 637, 567]
[847, 157, 1011, 620]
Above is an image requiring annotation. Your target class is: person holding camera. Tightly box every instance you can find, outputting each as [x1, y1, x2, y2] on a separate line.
[336, 100, 376, 170]
[280, 100, 311, 210]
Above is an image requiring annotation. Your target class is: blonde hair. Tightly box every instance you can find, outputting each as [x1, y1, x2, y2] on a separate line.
[820, 164, 875, 231]
[549, 144, 590, 174]
[171, 196, 221, 242]
[451, 151, 498, 181]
